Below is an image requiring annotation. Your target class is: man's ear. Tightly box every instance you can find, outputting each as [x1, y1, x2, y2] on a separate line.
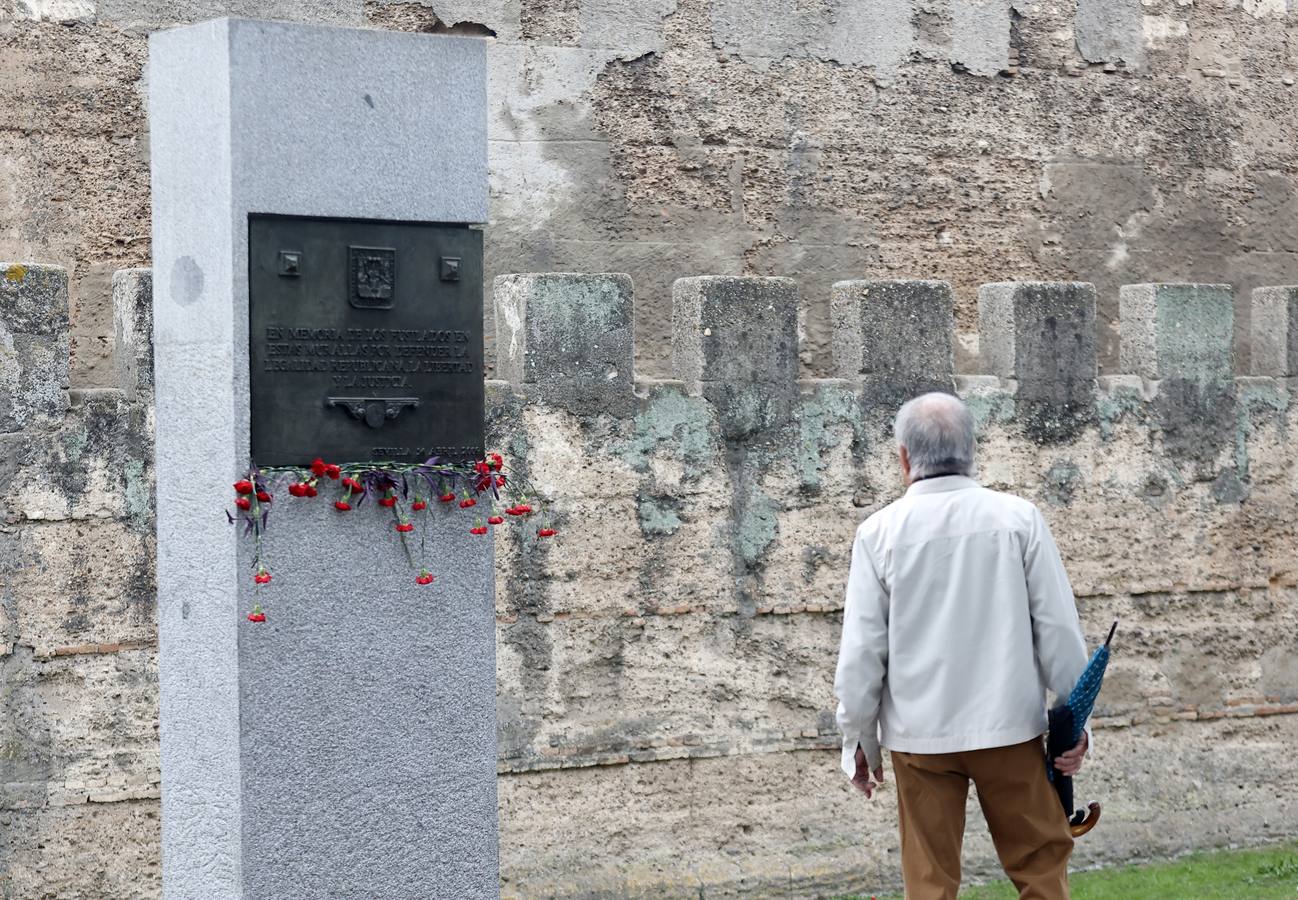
[899, 446, 911, 484]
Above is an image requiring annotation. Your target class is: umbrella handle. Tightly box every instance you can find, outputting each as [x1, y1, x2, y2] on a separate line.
[1070, 802, 1102, 838]
[1104, 620, 1118, 648]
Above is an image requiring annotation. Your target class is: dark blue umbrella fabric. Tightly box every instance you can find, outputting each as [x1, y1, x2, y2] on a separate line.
[1046, 620, 1117, 837]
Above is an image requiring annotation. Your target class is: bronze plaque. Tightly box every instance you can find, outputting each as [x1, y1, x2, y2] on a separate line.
[248, 215, 484, 466]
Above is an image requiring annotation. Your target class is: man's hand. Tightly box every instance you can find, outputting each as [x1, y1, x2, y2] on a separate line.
[851, 745, 885, 798]
[1053, 731, 1088, 776]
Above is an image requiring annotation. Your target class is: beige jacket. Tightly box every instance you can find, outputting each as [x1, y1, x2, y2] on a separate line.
[834, 475, 1090, 775]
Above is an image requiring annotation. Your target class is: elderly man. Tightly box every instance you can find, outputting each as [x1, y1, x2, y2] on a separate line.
[834, 392, 1091, 899]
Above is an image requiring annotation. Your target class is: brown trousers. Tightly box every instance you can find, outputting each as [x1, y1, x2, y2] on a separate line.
[890, 737, 1073, 900]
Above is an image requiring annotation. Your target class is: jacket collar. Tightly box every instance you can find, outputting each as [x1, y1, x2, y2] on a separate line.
[905, 474, 981, 497]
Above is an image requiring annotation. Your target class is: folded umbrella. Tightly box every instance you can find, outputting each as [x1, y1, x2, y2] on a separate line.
[1046, 620, 1117, 838]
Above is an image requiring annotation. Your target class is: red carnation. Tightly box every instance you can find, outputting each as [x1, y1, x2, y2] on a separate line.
[335, 500, 351, 511]
[459, 497, 477, 509]
[489, 452, 503, 471]
[488, 515, 504, 525]
[234, 480, 254, 495]
[247, 608, 267, 623]
[379, 496, 398, 508]
[495, 475, 507, 488]
[470, 525, 489, 535]
[288, 483, 306, 497]
[537, 527, 557, 537]
[475, 461, 491, 475]
[310, 458, 328, 477]
[235, 497, 251, 511]
[415, 571, 435, 585]
[324, 464, 341, 480]
[439, 492, 456, 503]
[395, 522, 414, 533]
[505, 506, 523, 516]
[411, 500, 427, 511]
[256, 490, 271, 503]
[304, 484, 318, 497]
[254, 570, 272, 584]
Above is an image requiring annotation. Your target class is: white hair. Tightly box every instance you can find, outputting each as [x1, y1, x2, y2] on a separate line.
[893, 392, 976, 479]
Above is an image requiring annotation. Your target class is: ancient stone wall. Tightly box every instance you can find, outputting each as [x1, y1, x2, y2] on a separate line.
[1, 265, 160, 894]
[3, 261, 1296, 896]
[488, 273, 1298, 896]
[4, 0, 1298, 386]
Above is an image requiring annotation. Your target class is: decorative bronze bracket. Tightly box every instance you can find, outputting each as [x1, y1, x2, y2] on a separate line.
[327, 397, 420, 429]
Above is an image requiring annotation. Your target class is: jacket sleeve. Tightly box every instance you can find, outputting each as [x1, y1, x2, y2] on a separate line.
[834, 527, 889, 777]
[1024, 505, 1091, 741]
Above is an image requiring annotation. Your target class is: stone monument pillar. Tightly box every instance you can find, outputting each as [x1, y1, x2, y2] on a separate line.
[148, 19, 496, 899]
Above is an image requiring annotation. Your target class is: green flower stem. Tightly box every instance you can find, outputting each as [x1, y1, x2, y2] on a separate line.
[252, 494, 266, 574]
[392, 500, 416, 568]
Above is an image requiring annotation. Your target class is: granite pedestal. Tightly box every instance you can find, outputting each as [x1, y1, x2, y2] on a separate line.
[148, 18, 496, 899]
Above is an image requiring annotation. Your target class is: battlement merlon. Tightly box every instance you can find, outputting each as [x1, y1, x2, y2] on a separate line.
[0, 263, 70, 432]
[1251, 286, 1298, 378]
[831, 279, 956, 402]
[113, 268, 154, 403]
[671, 276, 800, 437]
[493, 273, 635, 416]
[1119, 284, 1234, 383]
[977, 282, 1098, 442]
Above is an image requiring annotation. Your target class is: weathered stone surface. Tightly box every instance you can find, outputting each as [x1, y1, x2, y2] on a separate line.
[1119, 283, 1235, 382]
[13, 0, 97, 21]
[498, 716, 1298, 898]
[0, 647, 159, 795]
[673, 276, 799, 436]
[494, 273, 635, 413]
[1120, 283, 1238, 471]
[7, 521, 156, 654]
[1251, 286, 1298, 377]
[950, 0, 1009, 76]
[112, 268, 153, 399]
[1, 414, 160, 897]
[1, 801, 161, 898]
[1, 387, 152, 526]
[979, 282, 1097, 381]
[0, 21, 150, 388]
[1074, 0, 1145, 67]
[673, 277, 799, 388]
[0, 264, 70, 432]
[709, 0, 918, 76]
[0, 644, 161, 896]
[6, 0, 1298, 384]
[96, 0, 364, 26]
[979, 282, 1098, 442]
[0, 264, 68, 337]
[831, 279, 954, 383]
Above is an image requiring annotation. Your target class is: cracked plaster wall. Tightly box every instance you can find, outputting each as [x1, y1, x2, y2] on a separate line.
[4, 0, 1298, 387]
